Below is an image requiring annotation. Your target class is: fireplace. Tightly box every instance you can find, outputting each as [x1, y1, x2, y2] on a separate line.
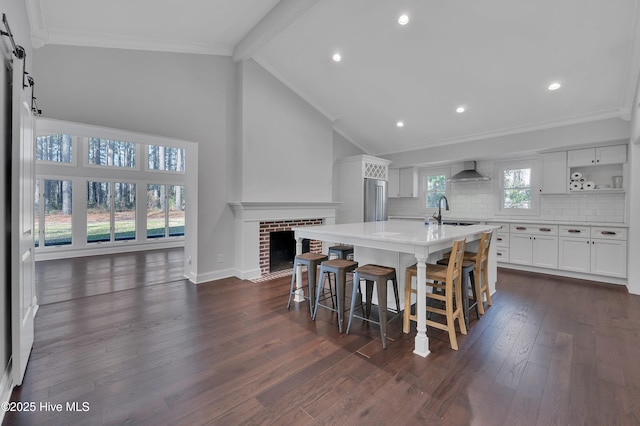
[259, 219, 323, 276]
[269, 231, 310, 273]
[229, 201, 339, 280]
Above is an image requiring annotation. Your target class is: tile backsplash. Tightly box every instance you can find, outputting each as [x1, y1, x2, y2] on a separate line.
[388, 160, 626, 223]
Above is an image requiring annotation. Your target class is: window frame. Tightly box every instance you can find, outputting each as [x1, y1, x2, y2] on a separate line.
[35, 134, 78, 167]
[418, 167, 451, 215]
[496, 158, 540, 215]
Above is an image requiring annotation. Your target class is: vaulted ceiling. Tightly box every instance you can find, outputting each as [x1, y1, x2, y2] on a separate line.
[26, 0, 640, 155]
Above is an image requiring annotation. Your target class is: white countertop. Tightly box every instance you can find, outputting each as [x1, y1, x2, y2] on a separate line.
[293, 220, 498, 253]
[388, 215, 628, 228]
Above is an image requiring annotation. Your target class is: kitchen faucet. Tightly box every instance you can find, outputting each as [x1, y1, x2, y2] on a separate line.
[432, 195, 449, 225]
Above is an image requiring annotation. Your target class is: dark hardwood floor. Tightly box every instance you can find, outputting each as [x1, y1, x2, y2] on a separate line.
[5, 250, 640, 425]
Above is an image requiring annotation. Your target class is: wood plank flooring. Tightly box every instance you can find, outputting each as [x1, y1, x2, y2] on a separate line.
[5, 250, 640, 425]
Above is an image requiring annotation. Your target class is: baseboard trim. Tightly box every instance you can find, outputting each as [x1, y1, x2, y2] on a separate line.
[192, 268, 236, 284]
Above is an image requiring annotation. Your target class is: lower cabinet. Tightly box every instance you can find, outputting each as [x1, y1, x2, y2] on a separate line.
[558, 225, 627, 278]
[509, 225, 558, 269]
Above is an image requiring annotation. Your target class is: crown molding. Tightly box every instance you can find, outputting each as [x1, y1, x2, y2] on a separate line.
[332, 123, 374, 156]
[41, 29, 234, 55]
[375, 109, 626, 156]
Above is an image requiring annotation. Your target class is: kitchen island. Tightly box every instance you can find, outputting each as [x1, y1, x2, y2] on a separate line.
[292, 220, 499, 357]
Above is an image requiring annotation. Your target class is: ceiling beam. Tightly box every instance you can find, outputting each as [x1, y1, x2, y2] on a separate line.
[232, 0, 320, 62]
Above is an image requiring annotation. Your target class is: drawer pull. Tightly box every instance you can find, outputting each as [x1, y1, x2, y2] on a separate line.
[567, 229, 581, 233]
[497, 237, 503, 241]
[601, 231, 617, 236]
[516, 227, 527, 230]
[539, 228, 551, 232]
[497, 252, 503, 256]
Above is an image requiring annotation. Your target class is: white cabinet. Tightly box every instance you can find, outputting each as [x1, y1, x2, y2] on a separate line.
[388, 167, 418, 198]
[509, 224, 558, 269]
[540, 152, 567, 194]
[567, 145, 627, 167]
[558, 225, 627, 278]
[558, 226, 591, 273]
[590, 227, 627, 278]
[388, 168, 400, 198]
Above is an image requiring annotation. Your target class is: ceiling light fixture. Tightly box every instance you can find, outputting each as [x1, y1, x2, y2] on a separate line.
[456, 106, 465, 113]
[332, 53, 341, 62]
[398, 14, 409, 25]
[548, 82, 561, 91]
[396, 121, 405, 128]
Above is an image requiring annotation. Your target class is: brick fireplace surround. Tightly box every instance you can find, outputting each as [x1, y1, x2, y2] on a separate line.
[259, 219, 323, 276]
[229, 202, 340, 280]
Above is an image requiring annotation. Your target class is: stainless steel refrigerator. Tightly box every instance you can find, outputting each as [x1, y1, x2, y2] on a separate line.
[363, 178, 388, 222]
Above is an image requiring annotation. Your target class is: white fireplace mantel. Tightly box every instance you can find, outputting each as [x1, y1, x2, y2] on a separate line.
[229, 201, 341, 279]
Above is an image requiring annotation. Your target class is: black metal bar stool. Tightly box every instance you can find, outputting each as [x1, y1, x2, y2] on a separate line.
[346, 264, 400, 349]
[287, 252, 328, 316]
[312, 259, 358, 332]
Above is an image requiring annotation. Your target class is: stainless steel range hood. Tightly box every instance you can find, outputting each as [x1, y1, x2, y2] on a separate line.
[447, 161, 490, 182]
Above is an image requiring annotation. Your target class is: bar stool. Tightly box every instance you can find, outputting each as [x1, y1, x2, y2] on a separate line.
[436, 258, 479, 328]
[403, 238, 467, 350]
[346, 264, 400, 349]
[287, 252, 328, 316]
[328, 245, 354, 260]
[440, 231, 493, 315]
[312, 259, 358, 332]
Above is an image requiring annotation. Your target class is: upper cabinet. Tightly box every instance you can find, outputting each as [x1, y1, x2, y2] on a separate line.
[388, 167, 418, 198]
[567, 145, 627, 167]
[539, 151, 567, 194]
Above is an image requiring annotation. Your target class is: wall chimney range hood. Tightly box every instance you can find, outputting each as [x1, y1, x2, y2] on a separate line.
[447, 161, 490, 182]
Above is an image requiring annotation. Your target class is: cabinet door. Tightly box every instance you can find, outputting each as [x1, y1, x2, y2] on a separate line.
[509, 234, 533, 266]
[558, 237, 591, 273]
[596, 145, 627, 165]
[399, 167, 417, 197]
[388, 168, 400, 198]
[540, 152, 567, 193]
[591, 239, 627, 278]
[567, 148, 595, 167]
[532, 235, 558, 269]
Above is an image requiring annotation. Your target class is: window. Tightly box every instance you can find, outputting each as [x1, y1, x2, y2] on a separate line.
[88, 138, 136, 168]
[420, 167, 450, 212]
[36, 134, 73, 163]
[498, 160, 538, 212]
[147, 184, 185, 238]
[425, 174, 447, 208]
[148, 145, 185, 172]
[35, 178, 73, 247]
[87, 181, 136, 243]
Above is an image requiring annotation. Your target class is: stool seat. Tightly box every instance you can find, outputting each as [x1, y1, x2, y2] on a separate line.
[313, 259, 358, 332]
[346, 264, 400, 349]
[287, 253, 328, 316]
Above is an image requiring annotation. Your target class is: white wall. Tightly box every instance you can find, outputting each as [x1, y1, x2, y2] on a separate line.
[32, 45, 236, 282]
[0, 0, 34, 407]
[628, 73, 640, 295]
[239, 59, 333, 202]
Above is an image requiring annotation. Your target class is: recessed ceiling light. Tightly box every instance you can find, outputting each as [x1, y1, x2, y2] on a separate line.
[456, 106, 465, 113]
[548, 82, 561, 91]
[332, 53, 341, 62]
[396, 121, 405, 128]
[398, 14, 409, 25]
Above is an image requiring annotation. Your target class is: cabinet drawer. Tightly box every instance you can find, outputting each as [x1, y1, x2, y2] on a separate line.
[496, 231, 509, 247]
[496, 248, 509, 263]
[510, 224, 558, 236]
[590, 227, 627, 241]
[559, 225, 590, 238]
